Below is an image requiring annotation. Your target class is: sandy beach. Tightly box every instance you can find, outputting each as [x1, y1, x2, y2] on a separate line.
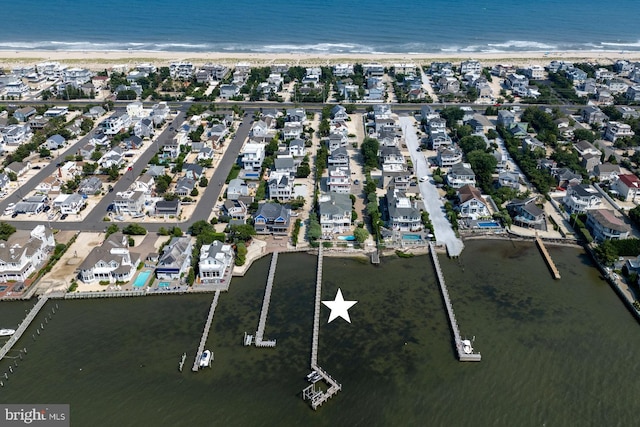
[1, 49, 640, 70]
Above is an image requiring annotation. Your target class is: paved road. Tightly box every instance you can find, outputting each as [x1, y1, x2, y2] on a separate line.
[400, 116, 464, 256]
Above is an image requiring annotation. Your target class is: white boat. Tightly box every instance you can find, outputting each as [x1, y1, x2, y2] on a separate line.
[461, 339, 473, 354]
[0, 328, 16, 336]
[306, 371, 318, 381]
[199, 350, 212, 368]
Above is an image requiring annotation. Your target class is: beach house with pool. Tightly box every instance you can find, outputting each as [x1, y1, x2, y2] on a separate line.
[78, 233, 140, 284]
[198, 240, 234, 288]
[155, 237, 192, 280]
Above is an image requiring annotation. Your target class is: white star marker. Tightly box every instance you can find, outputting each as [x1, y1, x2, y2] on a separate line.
[322, 288, 357, 323]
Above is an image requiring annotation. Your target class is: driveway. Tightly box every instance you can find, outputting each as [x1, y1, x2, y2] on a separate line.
[400, 117, 464, 256]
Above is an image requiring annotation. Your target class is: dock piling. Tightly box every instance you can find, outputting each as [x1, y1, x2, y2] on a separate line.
[192, 291, 221, 372]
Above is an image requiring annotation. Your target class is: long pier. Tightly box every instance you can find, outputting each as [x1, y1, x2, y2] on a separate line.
[428, 242, 481, 362]
[302, 245, 342, 410]
[192, 290, 220, 372]
[535, 235, 561, 279]
[255, 252, 278, 347]
[0, 296, 49, 362]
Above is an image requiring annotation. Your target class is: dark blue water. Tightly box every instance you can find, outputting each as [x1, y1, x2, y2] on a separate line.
[1, 0, 640, 53]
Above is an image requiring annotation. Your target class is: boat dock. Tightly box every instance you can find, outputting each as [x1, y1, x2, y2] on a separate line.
[428, 242, 481, 362]
[535, 235, 561, 279]
[370, 250, 380, 265]
[302, 246, 342, 410]
[192, 290, 221, 372]
[254, 252, 278, 348]
[0, 296, 49, 362]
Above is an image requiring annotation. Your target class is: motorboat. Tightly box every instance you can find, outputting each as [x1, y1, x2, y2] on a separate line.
[461, 339, 473, 354]
[0, 328, 16, 336]
[306, 371, 318, 381]
[199, 350, 212, 368]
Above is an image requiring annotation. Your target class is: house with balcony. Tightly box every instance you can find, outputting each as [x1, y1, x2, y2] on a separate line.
[327, 165, 351, 194]
[78, 233, 139, 284]
[2, 124, 32, 146]
[253, 203, 291, 235]
[52, 193, 86, 214]
[581, 106, 607, 125]
[498, 171, 521, 189]
[507, 198, 547, 230]
[99, 114, 128, 135]
[227, 178, 249, 200]
[319, 193, 352, 234]
[613, 174, 640, 202]
[497, 110, 515, 127]
[0, 225, 55, 283]
[457, 185, 490, 220]
[436, 146, 463, 167]
[328, 147, 349, 167]
[604, 121, 634, 142]
[563, 184, 602, 214]
[99, 147, 124, 169]
[241, 142, 265, 179]
[592, 163, 621, 182]
[35, 175, 63, 194]
[154, 199, 180, 217]
[175, 177, 196, 197]
[586, 209, 631, 242]
[78, 176, 103, 195]
[447, 163, 476, 188]
[13, 107, 36, 122]
[222, 199, 248, 222]
[113, 190, 146, 214]
[273, 155, 296, 175]
[198, 240, 234, 287]
[288, 139, 306, 158]
[386, 187, 422, 232]
[268, 172, 293, 201]
[155, 237, 193, 280]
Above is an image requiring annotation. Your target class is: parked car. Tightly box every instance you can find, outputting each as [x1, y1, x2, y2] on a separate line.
[60, 214, 68, 220]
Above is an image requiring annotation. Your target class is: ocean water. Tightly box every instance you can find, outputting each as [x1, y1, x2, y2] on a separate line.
[1, 243, 639, 426]
[1, 0, 640, 53]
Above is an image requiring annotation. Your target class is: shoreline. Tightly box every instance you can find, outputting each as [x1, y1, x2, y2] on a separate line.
[2, 49, 640, 70]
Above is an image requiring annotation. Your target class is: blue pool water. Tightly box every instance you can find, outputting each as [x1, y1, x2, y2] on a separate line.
[158, 282, 170, 288]
[402, 234, 422, 240]
[477, 221, 500, 228]
[338, 235, 356, 241]
[132, 271, 152, 288]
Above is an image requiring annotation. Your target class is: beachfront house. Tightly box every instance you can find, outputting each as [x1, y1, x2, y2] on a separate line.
[457, 185, 490, 220]
[0, 225, 55, 283]
[318, 193, 352, 235]
[253, 203, 291, 235]
[386, 187, 422, 232]
[563, 184, 602, 214]
[155, 237, 193, 280]
[613, 174, 640, 202]
[507, 198, 547, 231]
[78, 233, 140, 284]
[198, 240, 234, 287]
[586, 209, 631, 242]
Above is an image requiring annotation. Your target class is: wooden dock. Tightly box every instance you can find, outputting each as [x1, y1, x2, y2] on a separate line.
[192, 290, 221, 372]
[535, 236, 561, 279]
[428, 242, 481, 362]
[370, 250, 380, 265]
[0, 296, 49, 362]
[255, 252, 278, 347]
[302, 245, 342, 409]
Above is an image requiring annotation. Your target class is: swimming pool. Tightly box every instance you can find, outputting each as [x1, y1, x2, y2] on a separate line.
[133, 270, 152, 288]
[477, 221, 500, 228]
[337, 235, 356, 241]
[402, 234, 422, 240]
[158, 281, 170, 288]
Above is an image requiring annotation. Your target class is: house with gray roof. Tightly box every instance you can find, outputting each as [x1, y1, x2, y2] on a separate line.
[592, 163, 621, 182]
[154, 199, 181, 217]
[155, 236, 192, 280]
[78, 176, 103, 195]
[586, 209, 631, 242]
[507, 198, 547, 230]
[498, 171, 521, 189]
[288, 138, 306, 157]
[274, 155, 296, 175]
[222, 199, 247, 222]
[563, 184, 602, 214]
[0, 225, 54, 282]
[253, 203, 291, 234]
[268, 172, 293, 201]
[447, 163, 476, 189]
[78, 233, 140, 284]
[386, 187, 422, 232]
[45, 134, 66, 150]
[328, 147, 349, 166]
[198, 240, 234, 287]
[113, 190, 145, 214]
[227, 178, 249, 200]
[319, 193, 352, 234]
[183, 163, 204, 180]
[175, 177, 196, 196]
[146, 165, 166, 177]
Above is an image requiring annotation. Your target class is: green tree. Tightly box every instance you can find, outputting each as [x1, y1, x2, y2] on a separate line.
[155, 175, 172, 194]
[0, 223, 16, 241]
[105, 224, 119, 237]
[122, 223, 147, 235]
[361, 137, 380, 169]
[354, 227, 368, 244]
[91, 150, 103, 161]
[307, 214, 322, 241]
[235, 242, 247, 266]
[459, 135, 487, 154]
[189, 220, 215, 236]
[199, 176, 209, 187]
[228, 224, 256, 242]
[467, 150, 498, 192]
[39, 147, 51, 158]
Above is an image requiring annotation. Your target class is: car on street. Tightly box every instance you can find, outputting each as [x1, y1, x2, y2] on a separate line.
[60, 214, 68, 220]
[419, 176, 428, 182]
[354, 179, 360, 185]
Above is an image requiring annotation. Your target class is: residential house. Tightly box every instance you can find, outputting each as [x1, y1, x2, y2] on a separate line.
[219, 84, 240, 99]
[79, 142, 96, 160]
[327, 165, 351, 194]
[45, 134, 66, 150]
[14, 196, 46, 215]
[169, 62, 194, 79]
[124, 135, 143, 150]
[318, 193, 352, 234]
[99, 114, 128, 135]
[197, 146, 215, 162]
[52, 193, 86, 214]
[460, 60, 482, 75]
[2, 125, 32, 146]
[328, 147, 349, 167]
[274, 155, 296, 175]
[78, 176, 102, 195]
[581, 153, 601, 173]
[198, 241, 234, 286]
[447, 163, 476, 188]
[563, 184, 602, 214]
[162, 132, 188, 160]
[183, 164, 204, 180]
[592, 163, 621, 182]
[626, 85, 640, 102]
[386, 187, 422, 232]
[154, 199, 181, 217]
[498, 171, 521, 189]
[253, 203, 291, 234]
[436, 146, 463, 167]
[99, 147, 124, 169]
[35, 175, 62, 194]
[227, 178, 249, 201]
[507, 198, 547, 230]
[0, 225, 55, 282]
[283, 122, 303, 139]
[5, 161, 30, 177]
[554, 168, 582, 189]
[457, 185, 490, 220]
[604, 121, 634, 142]
[581, 106, 607, 125]
[497, 110, 515, 127]
[146, 165, 166, 178]
[331, 105, 349, 121]
[13, 107, 36, 122]
[327, 133, 348, 152]
[222, 199, 248, 222]
[268, 172, 293, 201]
[288, 139, 306, 157]
[613, 174, 640, 202]
[132, 173, 155, 196]
[113, 190, 146, 214]
[155, 237, 193, 280]
[429, 129, 453, 150]
[84, 106, 106, 120]
[241, 142, 265, 177]
[134, 118, 154, 139]
[78, 233, 140, 283]
[586, 209, 631, 242]
[0, 174, 10, 192]
[174, 177, 196, 197]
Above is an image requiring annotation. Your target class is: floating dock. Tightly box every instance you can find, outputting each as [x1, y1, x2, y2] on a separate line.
[255, 252, 278, 348]
[428, 242, 481, 362]
[0, 296, 49, 362]
[302, 245, 342, 410]
[192, 290, 220, 372]
[535, 235, 561, 279]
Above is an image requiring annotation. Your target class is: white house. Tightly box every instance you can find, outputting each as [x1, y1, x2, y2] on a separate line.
[198, 241, 234, 287]
[563, 184, 602, 214]
[457, 185, 490, 220]
[318, 193, 352, 234]
[241, 142, 265, 175]
[613, 174, 640, 202]
[78, 233, 140, 284]
[0, 225, 55, 282]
